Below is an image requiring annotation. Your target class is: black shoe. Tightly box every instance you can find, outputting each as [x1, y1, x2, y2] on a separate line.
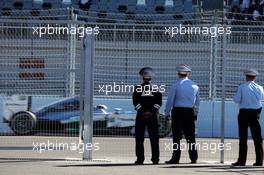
[152, 161, 159, 165]
[253, 162, 263, 166]
[191, 160, 197, 164]
[165, 159, 179, 164]
[134, 160, 144, 165]
[231, 162, 245, 166]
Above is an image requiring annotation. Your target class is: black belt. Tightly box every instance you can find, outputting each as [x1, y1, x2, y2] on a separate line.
[240, 108, 262, 113]
[173, 107, 193, 109]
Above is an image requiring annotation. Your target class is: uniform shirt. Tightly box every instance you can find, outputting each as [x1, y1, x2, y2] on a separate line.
[165, 77, 200, 116]
[233, 81, 264, 109]
[132, 83, 162, 113]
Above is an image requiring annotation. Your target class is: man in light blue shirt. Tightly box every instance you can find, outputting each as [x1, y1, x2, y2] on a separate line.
[232, 68, 264, 167]
[165, 74, 200, 116]
[165, 64, 200, 164]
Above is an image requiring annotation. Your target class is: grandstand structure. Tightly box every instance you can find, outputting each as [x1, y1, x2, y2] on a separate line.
[0, 0, 196, 20]
[0, 1, 264, 99]
[0, 0, 206, 99]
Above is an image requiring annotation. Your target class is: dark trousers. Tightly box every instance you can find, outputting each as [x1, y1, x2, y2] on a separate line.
[171, 107, 198, 162]
[135, 113, 159, 162]
[237, 108, 263, 164]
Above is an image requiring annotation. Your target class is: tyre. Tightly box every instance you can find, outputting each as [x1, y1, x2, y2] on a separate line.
[129, 114, 171, 138]
[158, 114, 171, 138]
[130, 126, 135, 135]
[10, 111, 37, 135]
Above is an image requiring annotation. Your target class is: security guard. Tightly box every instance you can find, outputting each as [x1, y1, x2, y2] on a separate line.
[133, 67, 162, 165]
[232, 69, 264, 166]
[164, 64, 200, 164]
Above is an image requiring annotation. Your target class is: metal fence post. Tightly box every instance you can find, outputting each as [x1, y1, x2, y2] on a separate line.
[220, 27, 227, 164]
[66, 9, 77, 97]
[209, 10, 218, 140]
[82, 34, 95, 160]
[209, 10, 218, 100]
[69, 13, 77, 96]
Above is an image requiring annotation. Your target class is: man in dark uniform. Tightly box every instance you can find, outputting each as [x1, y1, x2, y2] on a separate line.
[164, 64, 200, 164]
[133, 67, 162, 165]
[79, 0, 91, 10]
[232, 68, 264, 166]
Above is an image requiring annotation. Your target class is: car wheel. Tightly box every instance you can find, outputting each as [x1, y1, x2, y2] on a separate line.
[130, 126, 135, 136]
[129, 115, 171, 138]
[129, 127, 150, 137]
[158, 114, 171, 138]
[10, 111, 37, 135]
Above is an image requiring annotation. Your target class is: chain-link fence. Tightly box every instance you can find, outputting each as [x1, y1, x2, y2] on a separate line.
[89, 11, 264, 163]
[0, 17, 84, 159]
[0, 9, 264, 163]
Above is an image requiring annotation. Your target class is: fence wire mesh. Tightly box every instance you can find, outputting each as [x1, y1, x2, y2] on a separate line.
[0, 9, 263, 163]
[0, 19, 83, 160]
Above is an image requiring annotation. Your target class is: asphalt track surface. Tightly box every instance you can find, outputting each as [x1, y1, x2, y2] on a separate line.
[0, 136, 263, 175]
